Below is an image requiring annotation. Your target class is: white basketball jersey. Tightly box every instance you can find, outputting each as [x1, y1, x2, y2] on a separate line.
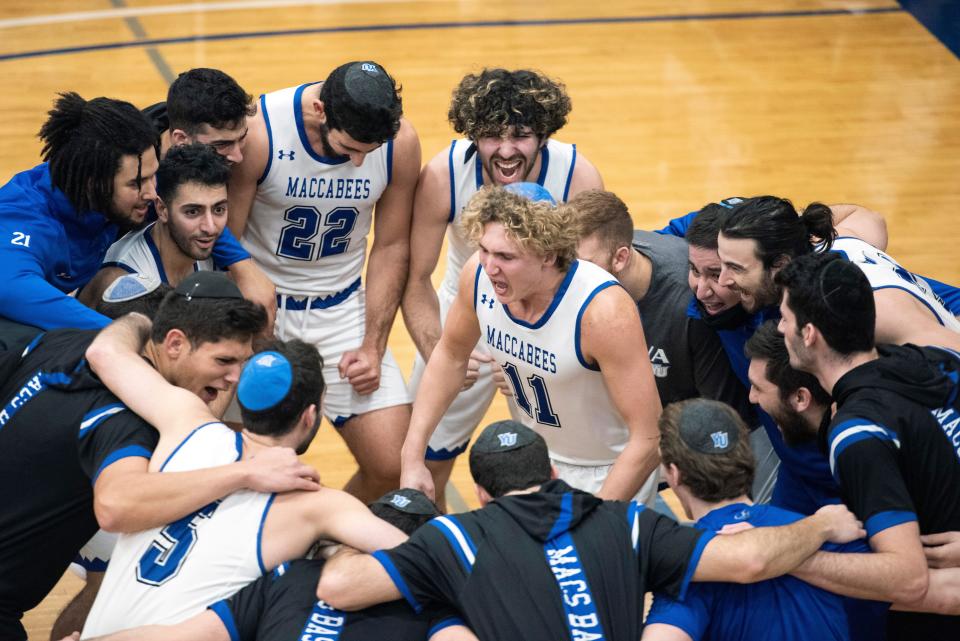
[440, 138, 577, 299]
[831, 236, 960, 331]
[475, 259, 627, 465]
[243, 83, 392, 296]
[82, 423, 273, 637]
[102, 222, 213, 282]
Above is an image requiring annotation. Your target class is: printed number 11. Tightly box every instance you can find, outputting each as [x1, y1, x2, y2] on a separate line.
[501, 362, 561, 427]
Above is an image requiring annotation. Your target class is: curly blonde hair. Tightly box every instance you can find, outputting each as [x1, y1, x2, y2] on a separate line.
[460, 187, 578, 271]
[448, 68, 571, 140]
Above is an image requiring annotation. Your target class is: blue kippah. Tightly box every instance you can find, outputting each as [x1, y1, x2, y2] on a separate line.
[237, 351, 293, 411]
[102, 273, 161, 302]
[504, 182, 557, 205]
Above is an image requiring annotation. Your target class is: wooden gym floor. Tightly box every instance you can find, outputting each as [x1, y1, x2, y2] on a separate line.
[2, 1, 957, 637]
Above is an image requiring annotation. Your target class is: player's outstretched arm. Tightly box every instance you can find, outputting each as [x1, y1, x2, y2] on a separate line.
[226, 102, 269, 240]
[400, 255, 483, 498]
[892, 566, 960, 615]
[693, 503, 866, 584]
[792, 520, 929, 604]
[60, 610, 227, 641]
[580, 285, 661, 500]
[401, 150, 454, 361]
[339, 119, 421, 395]
[565, 151, 604, 196]
[872, 287, 960, 351]
[830, 203, 888, 250]
[226, 258, 277, 336]
[317, 547, 401, 611]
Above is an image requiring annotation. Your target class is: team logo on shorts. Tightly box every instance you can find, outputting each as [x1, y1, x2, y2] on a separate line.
[710, 431, 729, 449]
[497, 432, 518, 447]
[390, 494, 411, 508]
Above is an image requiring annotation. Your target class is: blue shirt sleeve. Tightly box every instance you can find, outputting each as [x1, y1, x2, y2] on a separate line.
[655, 211, 698, 237]
[211, 226, 251, 269]
[0, 223, 109, 330]
[921, 274, 960, 316]
[645, 589, 710, 640]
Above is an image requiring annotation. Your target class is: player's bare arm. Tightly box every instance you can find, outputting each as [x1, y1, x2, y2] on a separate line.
[579, 284, 661, 500]
[830, 203, 888, 250]
[226, 102, 269, 239]
[260, 487, 407, 570]
[792, 520, 929, 603]
[339, 119, 421, 395]
[641, 623, 694, 641]
[77, 266, 127, 309]
[400, 150, 453, 361]
[566, 151, 604, 195]
[693, 503, 865, 584]
[873, 287, 960, 351]
[61, 609, 229, 641]
[892, 567, 960, 615]
[226, 258, 277, 336]
[400, 255, 484, 498]
[317, 547, 401, 611]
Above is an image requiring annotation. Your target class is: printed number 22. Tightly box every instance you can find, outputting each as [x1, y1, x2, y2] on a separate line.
[501, 362, 561, 427]
[136, 500, 220, 586]
[276, 206, 358, 261]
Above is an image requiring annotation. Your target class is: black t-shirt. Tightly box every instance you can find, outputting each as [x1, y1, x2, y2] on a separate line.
[211, 559, 462, 641]
[377, 480, 711, 641]
[0, 330, 158, 639]
[827, 344, 960, 637]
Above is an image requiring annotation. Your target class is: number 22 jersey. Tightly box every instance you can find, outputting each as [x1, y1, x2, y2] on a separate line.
[475, 259, 628, 465]
[242, 83, 393, 297]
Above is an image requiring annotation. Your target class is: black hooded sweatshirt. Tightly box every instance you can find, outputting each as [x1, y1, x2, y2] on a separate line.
[825, 343, 960, 637]
[376, 479, 710, 641]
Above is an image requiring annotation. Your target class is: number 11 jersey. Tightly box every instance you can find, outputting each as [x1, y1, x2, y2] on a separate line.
[243, 83, 393, 296]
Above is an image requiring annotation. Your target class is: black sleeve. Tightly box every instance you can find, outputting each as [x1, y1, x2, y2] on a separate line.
[687, 318, 755, 425]
[377, 524, 467, 613]
[426, 604, 468, 639]
[828, 416, 916, 538]
[142, 102, 169, 137]
[638, 510, 714, 600]
[76, 406, 158, 482]
[212, 572, 272, 641]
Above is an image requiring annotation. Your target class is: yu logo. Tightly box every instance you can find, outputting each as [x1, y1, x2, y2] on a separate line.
[710, 431, 729, 449]
[390, 494, 411, 508]
[278, 149, 296, 160]
[497, 432, 518, 448]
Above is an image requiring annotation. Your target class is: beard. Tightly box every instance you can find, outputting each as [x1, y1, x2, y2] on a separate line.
[295, 413, 323, 455]
[168, 223, 214, 261]
[769, 402, 817, 447]
[317, 122, 337, 158]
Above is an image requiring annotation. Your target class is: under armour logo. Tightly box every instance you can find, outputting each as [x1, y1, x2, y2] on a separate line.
[710, 431, 729, 449]
[360, 62, 379, 73]
[497, 432, 518, 447]
[390, 494, 411, 508]
[480, 294, 495, 309]
[734, 509, 751, 521]
[278, 150, 295, 160]
[256, 354, 278, 367]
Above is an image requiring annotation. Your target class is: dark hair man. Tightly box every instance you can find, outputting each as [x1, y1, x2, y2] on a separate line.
[227, 60, 421, 503]
[400, 69, 603, 506]
[717, 196, 960, 350]
[80, 330, 407, 637]
[644, 399, 886, 641]
[776, 252, 960, 638]
[0, 272, 317, 641]
[64, 489, 475, 641]
[79, 144, 232, 307]
[319, 420, 865, 641]
[572, 190, 751, 420]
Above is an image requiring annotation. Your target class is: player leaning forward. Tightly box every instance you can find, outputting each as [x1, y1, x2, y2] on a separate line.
[401, 186, 662, 502]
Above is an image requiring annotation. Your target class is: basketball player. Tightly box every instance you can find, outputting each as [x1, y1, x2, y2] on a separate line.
[321, 420, 865, 641]
[80, 320, 408, 636]
[400, 69, 603, 505]
[717, 195, 960, 350]
[79, 144, 230, 307]
[227, 60, 420, 503]
[0, 273, 317, 641]
[400, 186, 662, 503]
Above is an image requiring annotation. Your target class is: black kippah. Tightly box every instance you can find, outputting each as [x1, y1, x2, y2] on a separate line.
[173, 271, 243, 301]
[372, 488, 438, 516]
[472, 420, 540, 454]
[343, 62, 395, 109]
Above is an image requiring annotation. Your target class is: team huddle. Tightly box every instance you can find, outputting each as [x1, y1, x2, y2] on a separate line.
[1, 61, 960, 641]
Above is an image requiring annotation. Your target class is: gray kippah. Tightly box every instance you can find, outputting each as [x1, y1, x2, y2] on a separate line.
[472, 420, 540, 454]
[174, 271, 242, 301]
[677, 399, 740, 455]
[344, 61, 395, 108]
[371, 488, 438, 516]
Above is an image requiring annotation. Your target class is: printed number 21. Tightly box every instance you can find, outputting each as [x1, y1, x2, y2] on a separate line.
[276, 206, 358, 261]
[501, 363, 561, 427]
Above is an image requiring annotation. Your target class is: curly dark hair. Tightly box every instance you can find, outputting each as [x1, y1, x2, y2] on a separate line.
[167, 68, 254, 135]
[448, 68, 571, 140]
[320, 61, 402, 144]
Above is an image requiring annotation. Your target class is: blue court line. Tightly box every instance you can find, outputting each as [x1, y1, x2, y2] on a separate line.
[0, 6, 903, 63]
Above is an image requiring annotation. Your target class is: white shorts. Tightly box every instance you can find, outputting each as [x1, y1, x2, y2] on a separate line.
[276, 286, 410, 426]
[551, 458, 660, 507]
[70, 529, 118, 579]
[410, 287, 523, 459]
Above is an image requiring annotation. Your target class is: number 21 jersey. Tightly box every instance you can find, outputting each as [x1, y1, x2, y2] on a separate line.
[243, 83, 393, 296]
